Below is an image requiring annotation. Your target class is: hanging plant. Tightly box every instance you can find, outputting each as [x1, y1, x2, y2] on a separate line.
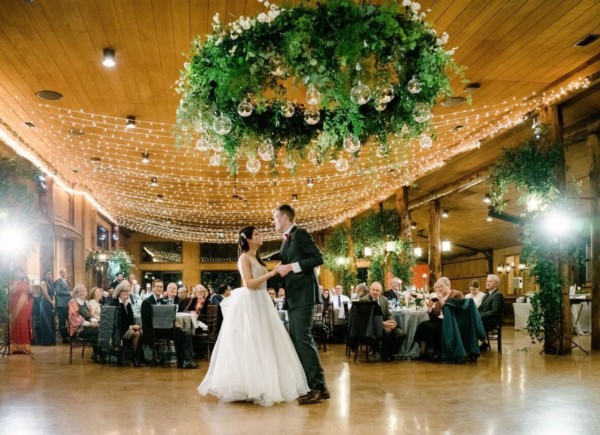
[107, 249, 136, 281]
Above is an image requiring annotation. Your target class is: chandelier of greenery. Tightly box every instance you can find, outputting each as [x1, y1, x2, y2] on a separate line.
[85, 248, 136, 288]
[176, 0, 459, 174]
[324, 209, 415, 288]
[488, 127, 584, 345]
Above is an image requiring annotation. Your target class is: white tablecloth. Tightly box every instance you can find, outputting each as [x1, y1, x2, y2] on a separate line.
[571, 300, 591, 336]
[176, 312, 199, 334]
[391, 309, 429, 358]
[513, 303, 531, 330]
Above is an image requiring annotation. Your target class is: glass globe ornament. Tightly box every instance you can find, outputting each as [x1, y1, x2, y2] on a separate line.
[343, 135, 361, 154]
[210, 139, 224, 152]
[308, 148, 320, 166]
[375, 145, 387, 158]
[306, 85, 321, 106]
[350, 81, 371, 105]
[213, 114, 232, 135]
[194, 118, 208, 134]
[374, 101, 387, 112]
[209, 154, 222, 166]
[413, 102, 431, 123]
[195, 137, 209, 152]
[246, 157, 261, 174]
[284, 155, 297, 171]
[419, 133, 433, 149]
[304, 109, 320, 125]
[257, 139, 275, 161]
[237, 100, 253, 117]
[378, 84, 395, 104]
[281, 101, 295, 118]
[334, 157, 349, 172]
[407, 76, 422, 94]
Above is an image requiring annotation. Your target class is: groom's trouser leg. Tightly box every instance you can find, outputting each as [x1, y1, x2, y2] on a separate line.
[288, 305, 326, 391]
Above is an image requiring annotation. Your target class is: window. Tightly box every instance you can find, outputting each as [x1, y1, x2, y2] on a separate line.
[141, 242, 183, 263]
[201, 270, 241, 288]
[200, 241, 281, 263]
[96, 225, 108, 250]
[141, 271, 183, 292]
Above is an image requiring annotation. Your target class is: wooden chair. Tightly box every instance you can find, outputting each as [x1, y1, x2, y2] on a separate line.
[346, 301, 383, 362]
[151, 304, 177, 367]
[485, 305, 503, 354]
[194, 304, 220, 360]
[69, 333, 93, 364]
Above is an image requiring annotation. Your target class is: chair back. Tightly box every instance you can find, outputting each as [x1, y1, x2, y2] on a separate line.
[152, 304, 176, 329]
[206, 304, 220, 339]
[98, 305, 120, 353]
[348, 301, 383, 345]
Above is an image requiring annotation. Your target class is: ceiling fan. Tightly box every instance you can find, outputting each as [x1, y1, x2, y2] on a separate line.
[232, 174, 247, 202]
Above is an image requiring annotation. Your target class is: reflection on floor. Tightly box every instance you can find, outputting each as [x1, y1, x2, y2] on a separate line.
[0, 329, 598, 434]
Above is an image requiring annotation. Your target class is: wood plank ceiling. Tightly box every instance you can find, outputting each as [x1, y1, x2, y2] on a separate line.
[0, 0, 599, 248]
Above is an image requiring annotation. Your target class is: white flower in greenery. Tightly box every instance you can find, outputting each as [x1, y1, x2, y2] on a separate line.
[230, 33, 238, 40]
[267, 9, 279, 20]
[402, 0, 411, 6]
[215, 37, 223, 46]
[264, 0, 270, 7]
[229, 45, 237, 55]
[257, 12, 267, 23]
[411, 2, 421, 13]
[212, 12, 220, 24]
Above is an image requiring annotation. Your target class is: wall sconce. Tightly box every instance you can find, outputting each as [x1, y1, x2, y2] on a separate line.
[441, 240, 451, 252]
[497, 264, 504, 273]
[442, 209, 449, 218]
[150, 177, 158, 187]
[410, 221, 417, 230]
[97, 252, 110, 262]
[363, 247, 373, 257]
[102, 48, 116, 67]
[518, 263, 527, 271]
[413, 246, 423, 257]
[505, 263, 513, 273]
[141, 152, 150, 163]
[483, 193, 491, 204]
[385, 241, 395, 252]
[125, 115, 136, 130]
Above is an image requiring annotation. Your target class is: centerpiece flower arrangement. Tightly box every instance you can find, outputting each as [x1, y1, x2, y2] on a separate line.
[176, 0, 460, 174]
[400, 286, 428, 309]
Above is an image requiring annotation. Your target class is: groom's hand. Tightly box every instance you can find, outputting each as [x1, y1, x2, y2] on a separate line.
[277, 263, 293, 277]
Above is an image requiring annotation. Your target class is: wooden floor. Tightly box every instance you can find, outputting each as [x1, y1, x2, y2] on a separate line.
[1, 329, 598, 435]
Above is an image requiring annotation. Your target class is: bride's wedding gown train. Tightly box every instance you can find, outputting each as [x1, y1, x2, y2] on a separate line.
[198, 258, 309, 406]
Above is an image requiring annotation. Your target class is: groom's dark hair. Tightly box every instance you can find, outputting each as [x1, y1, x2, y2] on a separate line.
[276, 204, 296, 222]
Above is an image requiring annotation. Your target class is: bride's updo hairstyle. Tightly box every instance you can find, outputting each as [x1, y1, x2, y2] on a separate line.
[238, 226, 266, 266]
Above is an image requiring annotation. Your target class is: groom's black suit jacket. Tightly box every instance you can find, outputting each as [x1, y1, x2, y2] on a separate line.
[280, 226, 324, 310]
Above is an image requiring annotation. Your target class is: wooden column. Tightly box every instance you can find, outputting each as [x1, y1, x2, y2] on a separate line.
[343, 218, 356, 276]
[589, 132, 600, 351]
[428, 199, 441, 286]
[540, 104, 572, 353]
[396, 186, 412, 243]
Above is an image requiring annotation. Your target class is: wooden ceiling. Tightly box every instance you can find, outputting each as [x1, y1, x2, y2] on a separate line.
[0, 0, 599, 247]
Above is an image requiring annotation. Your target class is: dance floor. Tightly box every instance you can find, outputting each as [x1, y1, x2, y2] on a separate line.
[0, 329, 598, 435]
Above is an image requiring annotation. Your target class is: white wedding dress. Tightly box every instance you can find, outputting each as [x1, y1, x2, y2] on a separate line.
[198, 257, 309, 406]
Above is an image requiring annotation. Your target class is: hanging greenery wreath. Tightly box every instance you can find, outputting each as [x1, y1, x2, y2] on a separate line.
[176, 0, 460, 174]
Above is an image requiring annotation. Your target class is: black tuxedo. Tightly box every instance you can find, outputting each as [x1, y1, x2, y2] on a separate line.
[360, 295, 406, 360]
[280, 225, 326, 391]
[478, 289, 504, 331]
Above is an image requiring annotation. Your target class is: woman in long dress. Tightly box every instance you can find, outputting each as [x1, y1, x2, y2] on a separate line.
[8, 268, 34, 353]
[36, 270, 56, 345]
[198, 226, 309, 406]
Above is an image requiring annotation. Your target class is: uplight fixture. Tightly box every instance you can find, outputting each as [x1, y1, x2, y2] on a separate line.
[483, 193, 491, 204]
[102, 48, 116, 67]
[307, 178, 314, 188]
[414, 246, 423, 257]
[442, 209, 449, 218]
[441, 240, 451, 252]
[497, 264, 504, 273]
[292, 193, 298, 202]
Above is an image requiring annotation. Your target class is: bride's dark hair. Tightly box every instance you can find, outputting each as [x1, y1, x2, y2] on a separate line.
[238, 226, 266, 266]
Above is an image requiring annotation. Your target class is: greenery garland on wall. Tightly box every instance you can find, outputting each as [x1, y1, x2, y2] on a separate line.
[85, 248, 136, 288]
[488, 128, 582, 344]
[323, 209, 415, 290]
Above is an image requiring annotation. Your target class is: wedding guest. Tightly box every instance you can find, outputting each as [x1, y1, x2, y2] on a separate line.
[465, 279, 485, 307]
[112, 282, 143, 367]
[360, 281, 407, 361]
[384, 277, 403, 300]
[331, 284, 351, 318]
[54, 268, 72, 344]
[177, 286, 190, 312]
[267, 288, 277, 306]
[88, 287, 103, 323]
[164, 282, 180, 307]
[68, 284, 101, 361]
[8, 268, 34, 353]
[128, 273, 141, 302]
[210, 284, 230, 305]
[478, 274, 504, 351]
[321, 288, 331, 304]
[182, 284, 209, 314]
[110, 272, 124, 290]
[37, 270, 56, 346]
[355, 283, 368, 299]
[414, 277, 463, 361]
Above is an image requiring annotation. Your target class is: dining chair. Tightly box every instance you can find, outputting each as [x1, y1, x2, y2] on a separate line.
[151, 304, 177, 367]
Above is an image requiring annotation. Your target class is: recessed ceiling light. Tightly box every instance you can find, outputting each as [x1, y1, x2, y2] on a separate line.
[452, 125, 464, 131]
[150, 177, 158, 187]
[68, 128, 85, 136]
[36, 90, 63, 101]
[574, 34, 599, 47]
[463, 82, 481, 93]
[90, 156, 102, 162]
[441, 96, 467, 107]
[24, 121, 35, 128]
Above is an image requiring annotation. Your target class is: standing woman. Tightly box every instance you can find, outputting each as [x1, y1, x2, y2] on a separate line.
[37, 270, 56, 346]
[8, 267, 34, 353]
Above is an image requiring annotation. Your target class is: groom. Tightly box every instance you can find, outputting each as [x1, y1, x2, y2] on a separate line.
[274, 204, 329, 404]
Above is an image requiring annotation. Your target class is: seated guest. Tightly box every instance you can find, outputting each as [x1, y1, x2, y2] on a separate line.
[478, 274, 504, 351]
[177, 285, 191, 312]
[68, 284, 101, 361]
[360, 281, 407, 361]
[355, 282, 368, 300]
[267, 287, 277, 307]
[177, 285, 188, 300]
[414, 277, 463, 361]
[465, 279, 485, 308]
[100, 286, 115, 305]
[88, 287, 103, 323]
[110, 272, 124, 291]
[210, 284, 230, 305]
[164, 282, 180, 307]
[112, 282, 143, 367]
[321, 288, 331, 304]
[383, 277, 403, 300]
[182, 284, 209, 315]
[141, 279, 197, 369]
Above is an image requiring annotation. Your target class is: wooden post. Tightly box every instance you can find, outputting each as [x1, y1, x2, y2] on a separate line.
[396, 186, 412, 243]
[540, 104, 572, 354]
[343, 218, 356, 277]
[428, 199, 441, 286]
[589, 132, 600, 351]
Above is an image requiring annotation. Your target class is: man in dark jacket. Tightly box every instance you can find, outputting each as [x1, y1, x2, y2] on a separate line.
[478, 274, 504, 351]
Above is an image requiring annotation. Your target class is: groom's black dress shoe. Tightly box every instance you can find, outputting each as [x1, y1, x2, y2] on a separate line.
[178, 361, 198, 369]
[298, 388, 330, 404]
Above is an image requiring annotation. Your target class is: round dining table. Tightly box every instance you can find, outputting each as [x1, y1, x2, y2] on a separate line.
[391, 309, 429, 359]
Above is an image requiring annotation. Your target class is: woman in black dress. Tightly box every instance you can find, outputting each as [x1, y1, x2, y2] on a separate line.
[37, 270, 56, 345]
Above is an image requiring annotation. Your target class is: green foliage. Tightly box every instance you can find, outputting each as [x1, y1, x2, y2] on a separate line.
[0, 157, 39, 220]
[85, 249, 136, 284]
[176, 0, 460, 172]
[488, 128, 580, 345]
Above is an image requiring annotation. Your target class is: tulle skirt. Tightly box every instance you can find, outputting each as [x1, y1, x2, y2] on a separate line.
[198, 287, 309, 406]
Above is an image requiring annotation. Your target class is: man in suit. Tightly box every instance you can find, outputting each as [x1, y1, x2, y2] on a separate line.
[383, 276, 403, 301]
[361, 281, 407, 361]
[54, 268, 72, 343]
[478, 274, 504, 351]
[274, 204, 328, 405]
[110, 272, 124, 291]
[141, 279, 197, 369]
[164, 282, 180, 307]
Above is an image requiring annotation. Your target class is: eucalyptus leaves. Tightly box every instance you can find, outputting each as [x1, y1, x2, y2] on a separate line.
[176, 0, 458, 174]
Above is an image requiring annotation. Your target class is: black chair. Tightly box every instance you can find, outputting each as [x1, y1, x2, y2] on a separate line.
[346, 301, 383, 362]
[312, 303, 331, 351]
[98, 305, 122, 364]
[151, 304, 177, 367]
[69, 333, 93, 364]
[486, 313, 503, 354]
[193, 304, 219, 360]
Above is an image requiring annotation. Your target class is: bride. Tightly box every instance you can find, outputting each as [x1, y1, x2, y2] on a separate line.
[198, 226, 309, 406]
